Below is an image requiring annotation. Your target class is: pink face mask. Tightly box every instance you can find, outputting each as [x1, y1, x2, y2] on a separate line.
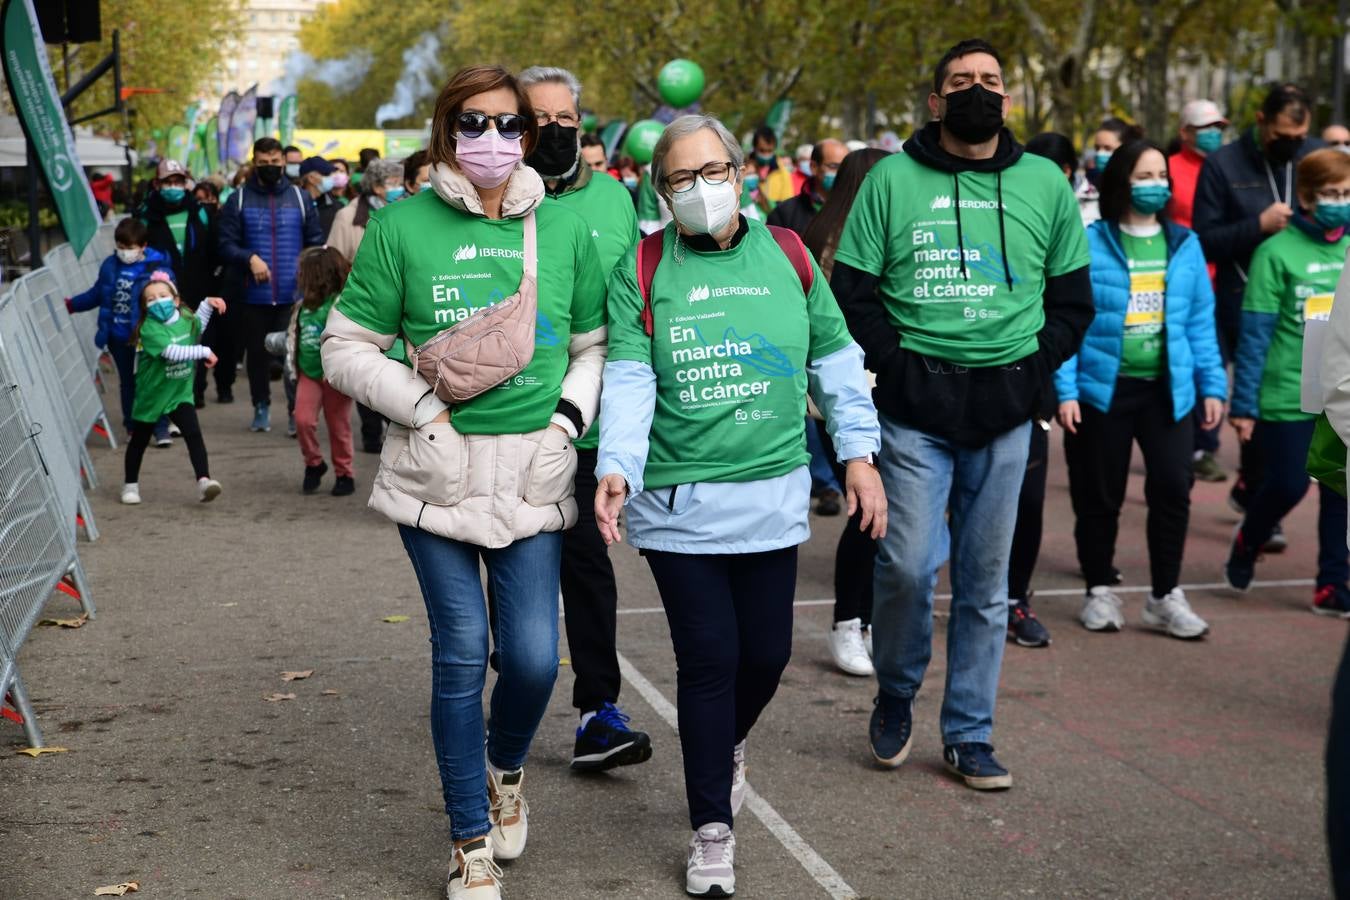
[331, 171, 349, 190]
[455, 129, 523, 188]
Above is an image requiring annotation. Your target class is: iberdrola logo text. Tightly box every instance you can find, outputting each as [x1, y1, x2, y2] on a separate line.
[454, 244, 525, 263]
[930, 195, 1002, 211]
[687, 284, 771, 304]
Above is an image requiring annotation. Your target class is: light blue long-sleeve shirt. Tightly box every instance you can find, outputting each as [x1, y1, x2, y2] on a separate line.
[596, 342, 880, 554]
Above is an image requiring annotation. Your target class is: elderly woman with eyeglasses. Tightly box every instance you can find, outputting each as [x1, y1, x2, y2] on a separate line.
[594, 114, 885, 897]
[321, 65, 606, 900]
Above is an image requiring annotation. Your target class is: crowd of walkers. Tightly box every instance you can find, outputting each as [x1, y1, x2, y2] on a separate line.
[66, 38, 1350, 900]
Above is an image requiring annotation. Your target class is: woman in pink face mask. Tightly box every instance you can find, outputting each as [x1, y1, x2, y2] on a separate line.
[318, 64, 607, 900]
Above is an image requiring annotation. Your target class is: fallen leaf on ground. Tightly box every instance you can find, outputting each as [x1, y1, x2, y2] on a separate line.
[94, 883, 139, 896]
[16, 746, 69, 757]
[280, 670, 314, 682]
[382, 615, 410, 623]
[320, 689, 339, 696]
[263, 693, 297, 703]
[37, 615, 88, 629]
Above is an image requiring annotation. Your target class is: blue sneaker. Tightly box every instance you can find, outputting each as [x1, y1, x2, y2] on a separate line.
[571, 702, 652, 772]
[250, 403, 270, 433]
[869, 691, 912, 768]
[152, 423, 172, 448]
[943, 742, 1013, 790]
[1225, 526, 1258, 592]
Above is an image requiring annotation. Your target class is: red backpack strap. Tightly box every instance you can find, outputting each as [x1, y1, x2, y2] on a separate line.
[636, 230, 665, 337]
[766, 225, 815, 295]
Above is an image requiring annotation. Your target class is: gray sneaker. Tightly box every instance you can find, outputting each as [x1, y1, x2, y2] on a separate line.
[1081, 586, 1125, 632]
[686, 823, 735, 897]
[1142, 588, 1209, 639]
[730, 741, 747, 817]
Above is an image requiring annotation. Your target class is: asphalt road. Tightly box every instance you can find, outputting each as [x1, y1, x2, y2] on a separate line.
[3, 391, 1343, 899]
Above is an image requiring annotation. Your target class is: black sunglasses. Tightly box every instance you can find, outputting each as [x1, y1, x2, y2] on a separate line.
[456, 112, 527, 140]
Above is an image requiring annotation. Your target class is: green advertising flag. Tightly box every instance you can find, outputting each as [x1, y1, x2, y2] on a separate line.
[184, 101, 200, 130]
[766, 98, 793, 140]
[204, 115, 220, 173]
[168, 124, 191, 165]
[2, 0, 101, 255]
[278, 95, 297, 147]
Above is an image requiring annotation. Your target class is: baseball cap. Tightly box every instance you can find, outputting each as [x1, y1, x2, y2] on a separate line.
[299, 156, 335, 177]
[156, 158, 189, 180]
[1180, 100, 1229, 129]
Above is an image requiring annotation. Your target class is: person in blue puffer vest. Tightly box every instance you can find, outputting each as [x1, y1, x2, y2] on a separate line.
[1055, 139, 1228, 641]
[69, 216, 174, 439]
[216, 135, 323, 434]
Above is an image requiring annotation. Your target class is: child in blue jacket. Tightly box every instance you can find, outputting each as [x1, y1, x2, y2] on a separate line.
[69, 217, 174, 440]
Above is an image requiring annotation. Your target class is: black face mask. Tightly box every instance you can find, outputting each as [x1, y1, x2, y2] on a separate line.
[527, 122, 580, 178]
[1265, 135, 1304, 166]
[941, 84, 1005, 145]
[256, 164, 284, 186]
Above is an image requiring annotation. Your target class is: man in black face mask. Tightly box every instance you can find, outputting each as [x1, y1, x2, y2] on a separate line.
[1193, 83, 1322, 515]
[830, 38, 1093, 792]
[216, 136, 323, 434]
[517, 65, 650, 775]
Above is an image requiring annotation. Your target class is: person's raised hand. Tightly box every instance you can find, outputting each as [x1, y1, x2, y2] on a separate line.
[206, 296, 227, 313]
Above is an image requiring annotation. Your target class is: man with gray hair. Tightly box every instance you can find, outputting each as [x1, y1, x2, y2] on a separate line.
[518, 64, 649, 774]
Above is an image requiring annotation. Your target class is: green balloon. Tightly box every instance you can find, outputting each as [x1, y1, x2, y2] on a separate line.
[658, 59, 705, 109]
[624, 119, 665, 164]
[581, 112, 599, 134]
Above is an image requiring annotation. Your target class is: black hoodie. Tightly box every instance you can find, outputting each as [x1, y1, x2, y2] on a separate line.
[137, 191, 219, 308]
[831, 121, 1093, 447]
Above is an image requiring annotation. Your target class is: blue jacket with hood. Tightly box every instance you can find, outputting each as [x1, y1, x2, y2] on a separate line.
[1055, 218, 1227, 419]
[69, 246, 174, 346]
[216, 173, 322, 306]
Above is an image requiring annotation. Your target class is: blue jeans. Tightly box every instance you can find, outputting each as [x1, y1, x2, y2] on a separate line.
[872, 414, 1030, 745]
[805, 418, 842, 493]
[398, 525, 562, 841]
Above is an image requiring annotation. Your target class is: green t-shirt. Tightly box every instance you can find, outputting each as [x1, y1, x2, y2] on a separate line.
[834, 152, 1090, 367]
[606, 220, 854, 489]
[132, 313, 200, 422]
[552, 171, 640, 450]
[165, 210, 189, 256]
[297, 295, 337, 380]
[336, 189, 606, 435]
[1242, 226, 1349, 421]
[1118, 230, 1168, 379]
[637, 170, 663, 223]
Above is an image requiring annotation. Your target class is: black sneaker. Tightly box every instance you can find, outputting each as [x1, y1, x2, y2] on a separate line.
[943, 742, 1013, 790]
[1312, 584, 1350, 618]
[570, 702, 653, 772]
[815, 489, 842, 516]
[1007, 600, 1051, 648]
[1263, 524, 1287, 554]
[331, 475, 355, 497]
[1225, 527, 1259, 592]
[216, 389, 234, 404]
[302, 462, 328, 494]
[869, 691, 912, 768]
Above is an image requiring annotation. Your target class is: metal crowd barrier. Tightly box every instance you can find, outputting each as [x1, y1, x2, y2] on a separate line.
[0, 287, 97, 749]
[42, 243, 105, 385]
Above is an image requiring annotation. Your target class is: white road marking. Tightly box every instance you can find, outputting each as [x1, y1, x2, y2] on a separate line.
[611, 579, 1315, 617]
[615, 651, 860, 900]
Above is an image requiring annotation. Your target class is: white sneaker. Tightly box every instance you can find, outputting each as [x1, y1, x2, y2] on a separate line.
[120, 483, 141, 505]
[730, 740, 747, 818]
[1142, 588, 1209, 640]
[487, 767, 528, 861]
[686, 823, 735, 897]
[197, 477, 222, 503]
[447, 836, 502, 900]
[1080, 586, 1125, 632]
[167, 423, 182, 437]
[828, 617, 874, 676]
[863, 625, 872, 658]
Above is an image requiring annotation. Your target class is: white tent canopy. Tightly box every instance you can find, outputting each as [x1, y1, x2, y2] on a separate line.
[0, 115, 136, 168]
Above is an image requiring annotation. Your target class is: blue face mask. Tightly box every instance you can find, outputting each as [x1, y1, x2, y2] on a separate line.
[384, 185, 406, 202]
[1094, 150, 1113, 172]
[743, 174, 760, 192]
[1315, 201, 1350, 230]
[146, 299, 176, 323]
[160, 186, 186, 204]
[822, 172, 837, 191]
[319, 175, 334, 194]
[1195, 128, 1223, 154]
[1130, 179, 1172, 215]
[622, 176, 638, 190]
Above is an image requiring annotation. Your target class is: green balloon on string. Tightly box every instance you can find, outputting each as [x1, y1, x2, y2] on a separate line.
[658, 59, 705, 109]
[624, 119, 665, 164]
[581, 112, 599, 133]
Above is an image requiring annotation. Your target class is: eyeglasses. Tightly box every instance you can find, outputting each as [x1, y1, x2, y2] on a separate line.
[535, 111, 579, 128]
[1317, 189, 1350, 202]
[664, 161, 736, 193]
[455, 112, 528, 140]
[1331, 142, 1350, 149]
